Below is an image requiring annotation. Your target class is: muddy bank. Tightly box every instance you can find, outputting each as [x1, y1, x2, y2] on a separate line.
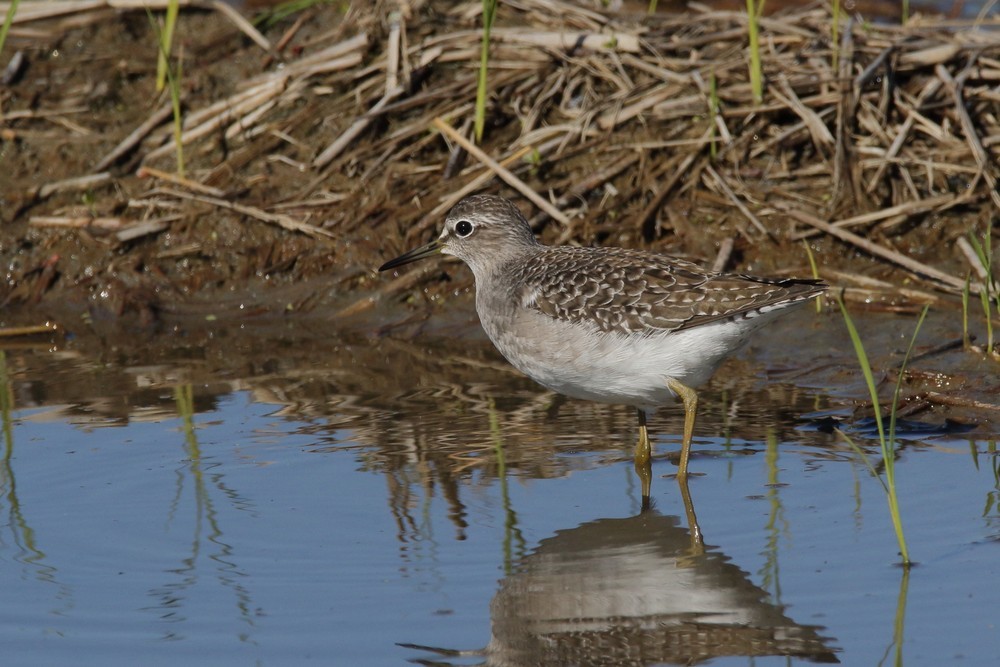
[0, 0, 998, 337]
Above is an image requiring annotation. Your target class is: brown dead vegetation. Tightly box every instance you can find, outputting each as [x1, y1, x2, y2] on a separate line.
[0, 0, 998, 327]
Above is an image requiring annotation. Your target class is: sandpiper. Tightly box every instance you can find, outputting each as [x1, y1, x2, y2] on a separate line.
[379, 194, 826, 489]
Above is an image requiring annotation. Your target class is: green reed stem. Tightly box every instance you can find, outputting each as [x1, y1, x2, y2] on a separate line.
[475, 0, 498, 144]
[837, 296, 927, 566]
[969, 226, 995, 354]
[168, 60, 185, 177]
[802, 240, 822, 313]
[746, 0, 765, 105]
[146, 7, 185, 176]
[980, 291, 994, 354]
[962, 274, 971, 349]
[0, 0, 19, 58]
[155, 0, 179, 92]
[254, 0, 332, 30]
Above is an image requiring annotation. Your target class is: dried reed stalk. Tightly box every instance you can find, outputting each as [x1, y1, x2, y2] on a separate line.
[3, 0, 999, 304]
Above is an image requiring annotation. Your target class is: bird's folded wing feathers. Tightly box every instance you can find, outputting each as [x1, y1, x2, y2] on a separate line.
[515, 247, 824, 335]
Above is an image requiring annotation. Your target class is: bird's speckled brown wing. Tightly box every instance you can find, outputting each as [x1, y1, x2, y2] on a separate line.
[513, 246, 825, 335]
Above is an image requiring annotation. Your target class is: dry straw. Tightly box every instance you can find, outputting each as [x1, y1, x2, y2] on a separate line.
[1, 0, 998, 306]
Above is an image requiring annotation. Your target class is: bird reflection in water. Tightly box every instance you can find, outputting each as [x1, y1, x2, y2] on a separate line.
[402, 510, 838, 666]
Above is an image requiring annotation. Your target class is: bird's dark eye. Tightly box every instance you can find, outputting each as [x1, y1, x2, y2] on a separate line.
[455, 220, 474, 237]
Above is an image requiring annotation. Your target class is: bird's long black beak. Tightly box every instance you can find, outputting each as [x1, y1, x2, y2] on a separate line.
[378, 237, 444, 272]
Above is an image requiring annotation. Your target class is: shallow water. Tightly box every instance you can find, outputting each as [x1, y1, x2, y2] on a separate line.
[1, 305, 998, 666]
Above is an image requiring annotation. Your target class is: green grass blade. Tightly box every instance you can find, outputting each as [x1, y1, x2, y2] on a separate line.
[980, 289, 994, 353]
[146, 7, 185, 176]
[168, 56, 185, 177]
[254, 0, 332, 30]
[155, 0, 180, 92]
[837, 294, 916, 565]
[746, 0, 764, 105]
[962, 274, 971, 349]
[887, 305, 929, 453]
[0, 0, 20, 58]
[968, 229, 992, 299]
[882, 305, 928, 565]
[474, 0, 498, 144]
[836, 296, 885, 439]
[969, 226, 998, 354]
[802, 240, 822, 312]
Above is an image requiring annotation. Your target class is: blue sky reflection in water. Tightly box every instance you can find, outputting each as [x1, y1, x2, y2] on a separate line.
[0, 308, 998, 666]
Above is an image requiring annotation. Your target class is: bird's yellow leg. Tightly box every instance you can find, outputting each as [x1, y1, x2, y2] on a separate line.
[635, 408, 651, 465]
[665, 377, 698, 481]
[634, 409, 652, 507]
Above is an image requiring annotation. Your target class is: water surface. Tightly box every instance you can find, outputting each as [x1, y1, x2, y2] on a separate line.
[1, 305, 998, 665]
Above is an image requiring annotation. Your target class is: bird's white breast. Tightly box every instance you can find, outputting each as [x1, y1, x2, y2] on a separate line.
[478, 301, 774, 411]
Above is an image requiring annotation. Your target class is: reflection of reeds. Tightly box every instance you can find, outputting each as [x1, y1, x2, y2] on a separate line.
[174, 383, 199, 454]
[759, 430, 787, 598]
[0, 350, 56, 581]
[889, 565, 911, 665]
[164, 382, 254, 627]
[0, 351, 12, 457]
[836, 297, 928, 567]
[489, 398, 525, 573]
[984, 441, 1000, 518]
